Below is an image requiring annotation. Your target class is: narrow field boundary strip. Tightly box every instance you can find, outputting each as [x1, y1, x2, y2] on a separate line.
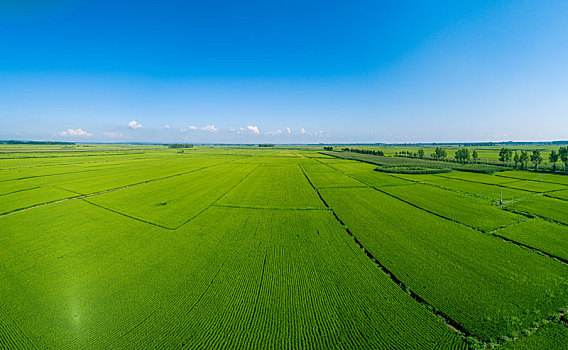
[545, 193, 568, 202]
[0, 186, 40, 197]
[0, 157, 246, 219]
[212, 204, 327, 211]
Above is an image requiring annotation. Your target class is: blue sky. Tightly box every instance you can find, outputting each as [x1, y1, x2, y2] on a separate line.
[1, 0, 567, 143]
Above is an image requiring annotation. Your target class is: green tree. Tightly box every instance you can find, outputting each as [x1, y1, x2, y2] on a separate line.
[549, 150, 559, 171]
[559, 146, 568, 173]
[513, 151, 520, 168]
[432, 147, 447, 160]
[454, 148, 470, 163]
[530, 150, 543, 170]
[472, 150, 479, 163]
[519, 150, 529, 169]
[417, 148, 424, 159]
[498, 147, 513, 165]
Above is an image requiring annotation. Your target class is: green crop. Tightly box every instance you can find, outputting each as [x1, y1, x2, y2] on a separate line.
[1, 144, 567, 349]
[320, 186, 568, 340]
[497, 219, 568, 261]
[508, 195, 568, 225]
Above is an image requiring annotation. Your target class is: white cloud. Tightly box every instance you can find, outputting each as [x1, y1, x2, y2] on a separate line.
[300, 128, 307, 134]
[104, 132, 124, 138]
[235, 125, 260, 135]
[201, 124, 218, 132]
[246, 125, 259, 134]
[180, 125, 199, 132]
[128, 120, 143, 129]
[266, 129, 283, 136]
[286, 127, 291, 134]
[59, 128, 92, 137]
[164, 125, 171, 129]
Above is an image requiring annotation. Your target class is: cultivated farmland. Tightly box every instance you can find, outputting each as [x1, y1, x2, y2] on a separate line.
[1, 145, 567, 349]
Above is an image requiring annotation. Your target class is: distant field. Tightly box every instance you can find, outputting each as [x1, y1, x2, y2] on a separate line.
[1, 145, 567, 349]
[327, 144, 568, 173]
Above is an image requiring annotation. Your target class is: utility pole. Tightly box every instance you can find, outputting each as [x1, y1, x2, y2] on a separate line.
[500, 187, 503, 205]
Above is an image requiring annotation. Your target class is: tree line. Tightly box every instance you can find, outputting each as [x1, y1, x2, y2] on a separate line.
[342, 148, 385, 156]
[335, 145, 568, 173]
[499, 147, 568, 171]
[395, 147, 479, 163]
[168, 143, 193, 149]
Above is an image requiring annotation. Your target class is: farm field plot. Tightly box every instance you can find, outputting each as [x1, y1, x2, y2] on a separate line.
[320, 186, 568, 340]
[0, 196, 466, 349]
[496, 219, 568, 261]
[392, 173, 530, 200]
[438, 171, 518, 185]
[0, 165, 103, 182]
[0, 179, 39, 196]
[313, 160, 413, 187]
[54, 155, 242, 194]
[0, 153, 139, 169]
[217, 163, 325, 209]
[438, 171, 568, 193]
[501, 180, 567, 193]
[85, 162, 259, 228]
[298, 160, 366, 188]
[1, 145, 567, 349]
[497, 170, 568, 186]
[546, 189, 568, 201]
[507, 195, 568, 225]
[0, 185, 77, 215]
[377, 183, 524, 232]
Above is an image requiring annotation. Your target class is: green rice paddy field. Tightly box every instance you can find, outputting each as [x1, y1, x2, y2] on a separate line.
[1, 145, 568, 349]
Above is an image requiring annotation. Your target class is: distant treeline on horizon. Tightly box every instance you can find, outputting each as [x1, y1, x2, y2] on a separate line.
[2, 140, 568, 147]
[0, 140, 75, 145]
